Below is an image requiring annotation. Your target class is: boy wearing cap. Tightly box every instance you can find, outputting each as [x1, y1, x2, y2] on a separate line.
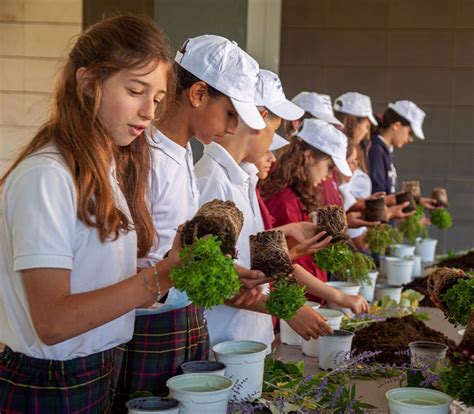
[368, 100, 426, 194]
[195, 70, 333, 350]
[114, 35, 270, 406]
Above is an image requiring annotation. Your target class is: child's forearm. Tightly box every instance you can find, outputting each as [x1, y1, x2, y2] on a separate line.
[292, 264, 343, 303]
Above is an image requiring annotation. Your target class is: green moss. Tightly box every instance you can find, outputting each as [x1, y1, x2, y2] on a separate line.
[265, 279, 306, 320]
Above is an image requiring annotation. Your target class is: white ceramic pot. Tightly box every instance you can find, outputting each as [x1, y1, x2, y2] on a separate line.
[386, 257, 414, 286]
[126, 397, 180, 414]
[386, 387, 452, 414]
[326, 281, 360, 316]
[166, 374, 233, 414]
[319, 329, 354, 370]
[359, 271, 378, 302]
[279, 320, 302, 346]
[374, 284, 403, 303]
[212, 340, 267, 402]
[392, 244, 417, 258]
[411, 255, 423, 278]
[181, 361, 226, 376]
[415, 238, 438, 264]
[302, 309, 344, 357]
[409, 341, 448, 371]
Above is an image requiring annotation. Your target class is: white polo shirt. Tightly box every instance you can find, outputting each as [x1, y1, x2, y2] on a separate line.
[136, 128, 197, 315]
[0, 145, 136, 360]
[194, 142, 273, 350]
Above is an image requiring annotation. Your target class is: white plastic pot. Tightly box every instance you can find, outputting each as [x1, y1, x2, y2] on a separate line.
[415, 238, 438, 264]
[411, 255, 423, 278]
[181, 361, 226, 376]
[279, 320, 302, 346]
[319, 329, 354, 370]
[385, 257, 414, 286]
[212, 340, 267, 402]
[166, 374, 233, 414]
[392, 244, 417, 258]
[326, 281, 360, 316]
[386, 387, 452, 414]
[302, 309, 344, 357]
[374, 284, 403, 303]
[126, 397, 180, 414]
[359, 271, 378, 302]
[409, 341, 448, 371]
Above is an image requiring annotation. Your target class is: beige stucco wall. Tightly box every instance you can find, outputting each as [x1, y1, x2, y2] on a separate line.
[0, 0, 82, 172]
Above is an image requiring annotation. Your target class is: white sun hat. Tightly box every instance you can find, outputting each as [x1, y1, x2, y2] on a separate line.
[298, 118, 352, 177]
[291, 92, 343, 126]
[254, 69, 304, 121]
[388, 100, 426, 140]
[333, 92, 378, 126]
[175, 34, 265, 130]
[269, 133, 290, 151]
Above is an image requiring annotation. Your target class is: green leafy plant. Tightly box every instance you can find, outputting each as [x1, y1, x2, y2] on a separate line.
[314, 242, 353, 272]
[399, 213, 428, 244]
[346, 252, 376, 284]
[440, 278, 474, 326]
[430, 208, 453, 230]
[170, 236, 240, 308]
[440, 360, 474, 407]
[265, 279, 306, 320]
[365, 224, 403, 255]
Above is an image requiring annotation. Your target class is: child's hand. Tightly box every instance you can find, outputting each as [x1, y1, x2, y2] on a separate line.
[420, 197, 437, 210]
[234, 264, 274, 289]
[387, 202, 416, 220]
[275, 221, 318, 243]
[285, 305, 333, 340]
[347, 211, 381, 228]
[337, 294, 369, 314]
[226, 286, 264, 307]
[288, 231, 331, 260]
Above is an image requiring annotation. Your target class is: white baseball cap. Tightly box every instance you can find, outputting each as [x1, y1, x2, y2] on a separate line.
[292, 92, 343, 126]
[333, 92, 378, 126]
[254, 69, 304, 121]
[175, 35, 265, 130]
[388, 100, 426, 140]
[298, 119, 352, 177]
[269, 133, 290, 151]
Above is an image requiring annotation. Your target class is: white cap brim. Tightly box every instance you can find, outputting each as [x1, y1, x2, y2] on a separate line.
[411, 123, 425, 140]
[311, 111, 343, 126]
[231, 98, 266, 130]
[266, 99, 304, 121]
[368, 113, 378, 126]
[333, 155, 353, 177]
[269, 133, 289, 151]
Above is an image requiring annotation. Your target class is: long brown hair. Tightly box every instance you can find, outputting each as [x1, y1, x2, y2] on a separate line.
[1, 15, 175, 257]
[259, 138, 330, 213]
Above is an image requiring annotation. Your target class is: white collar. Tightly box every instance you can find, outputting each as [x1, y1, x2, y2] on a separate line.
[147, 127, 189, 165]
[204, 142, 249, 186]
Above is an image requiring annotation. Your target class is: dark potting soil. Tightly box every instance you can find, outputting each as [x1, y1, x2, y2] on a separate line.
[403, 278, 435, 307]
[437, 251, 474, 272]
[352, 315, 456, 365]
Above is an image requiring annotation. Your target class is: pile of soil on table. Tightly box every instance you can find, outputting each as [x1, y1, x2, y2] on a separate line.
[437, 251, 474, 272]
[352, 315, 456, 365]
[403, 278, 435, 307]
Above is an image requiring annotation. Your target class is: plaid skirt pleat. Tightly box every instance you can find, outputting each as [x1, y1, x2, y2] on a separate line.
[0, 346, 119, 414]
[112, 304, 209, 413]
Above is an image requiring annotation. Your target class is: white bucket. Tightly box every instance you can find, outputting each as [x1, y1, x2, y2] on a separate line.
[279, 320, 302, 346]
[326, 281, 360, 316]
[374, 284, 403, 303]
[302, 309, 344, 357]
[319, 330, 354, 370]
[411, 255, 423, 278]
[415, 238, 438, 264]
[166, 374, 233, 414]
[409, 341, 448, 371]
[126, 397, 180, 414]
[386, 257, 414, 286]
[181, 361, 226, 376]
[386, 387, 452, 414]
[212, 340, 267, 402]
[392, 244, 416, 258]
[359, 271, 378, 302]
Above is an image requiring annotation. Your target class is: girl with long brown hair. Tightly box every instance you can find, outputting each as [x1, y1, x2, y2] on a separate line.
[0, 15, 178, 413]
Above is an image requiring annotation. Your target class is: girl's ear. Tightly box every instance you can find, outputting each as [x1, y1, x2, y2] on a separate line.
[75, 67, 94, 97]
[189, 81, 209, 107]
[303, 149, 313, 163]
[392, 121, 402, 131]
[253, 109, 269, 135]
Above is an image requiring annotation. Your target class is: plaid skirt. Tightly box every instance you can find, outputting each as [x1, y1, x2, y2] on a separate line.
[0, 345, 120, 414]
[112, 304, 209, 413]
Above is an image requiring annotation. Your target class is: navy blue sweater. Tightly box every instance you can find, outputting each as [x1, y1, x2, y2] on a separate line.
[368, 134, 397, 194]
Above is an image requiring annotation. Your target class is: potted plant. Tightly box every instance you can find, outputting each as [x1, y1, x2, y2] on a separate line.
[399, 206, 428, 245]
